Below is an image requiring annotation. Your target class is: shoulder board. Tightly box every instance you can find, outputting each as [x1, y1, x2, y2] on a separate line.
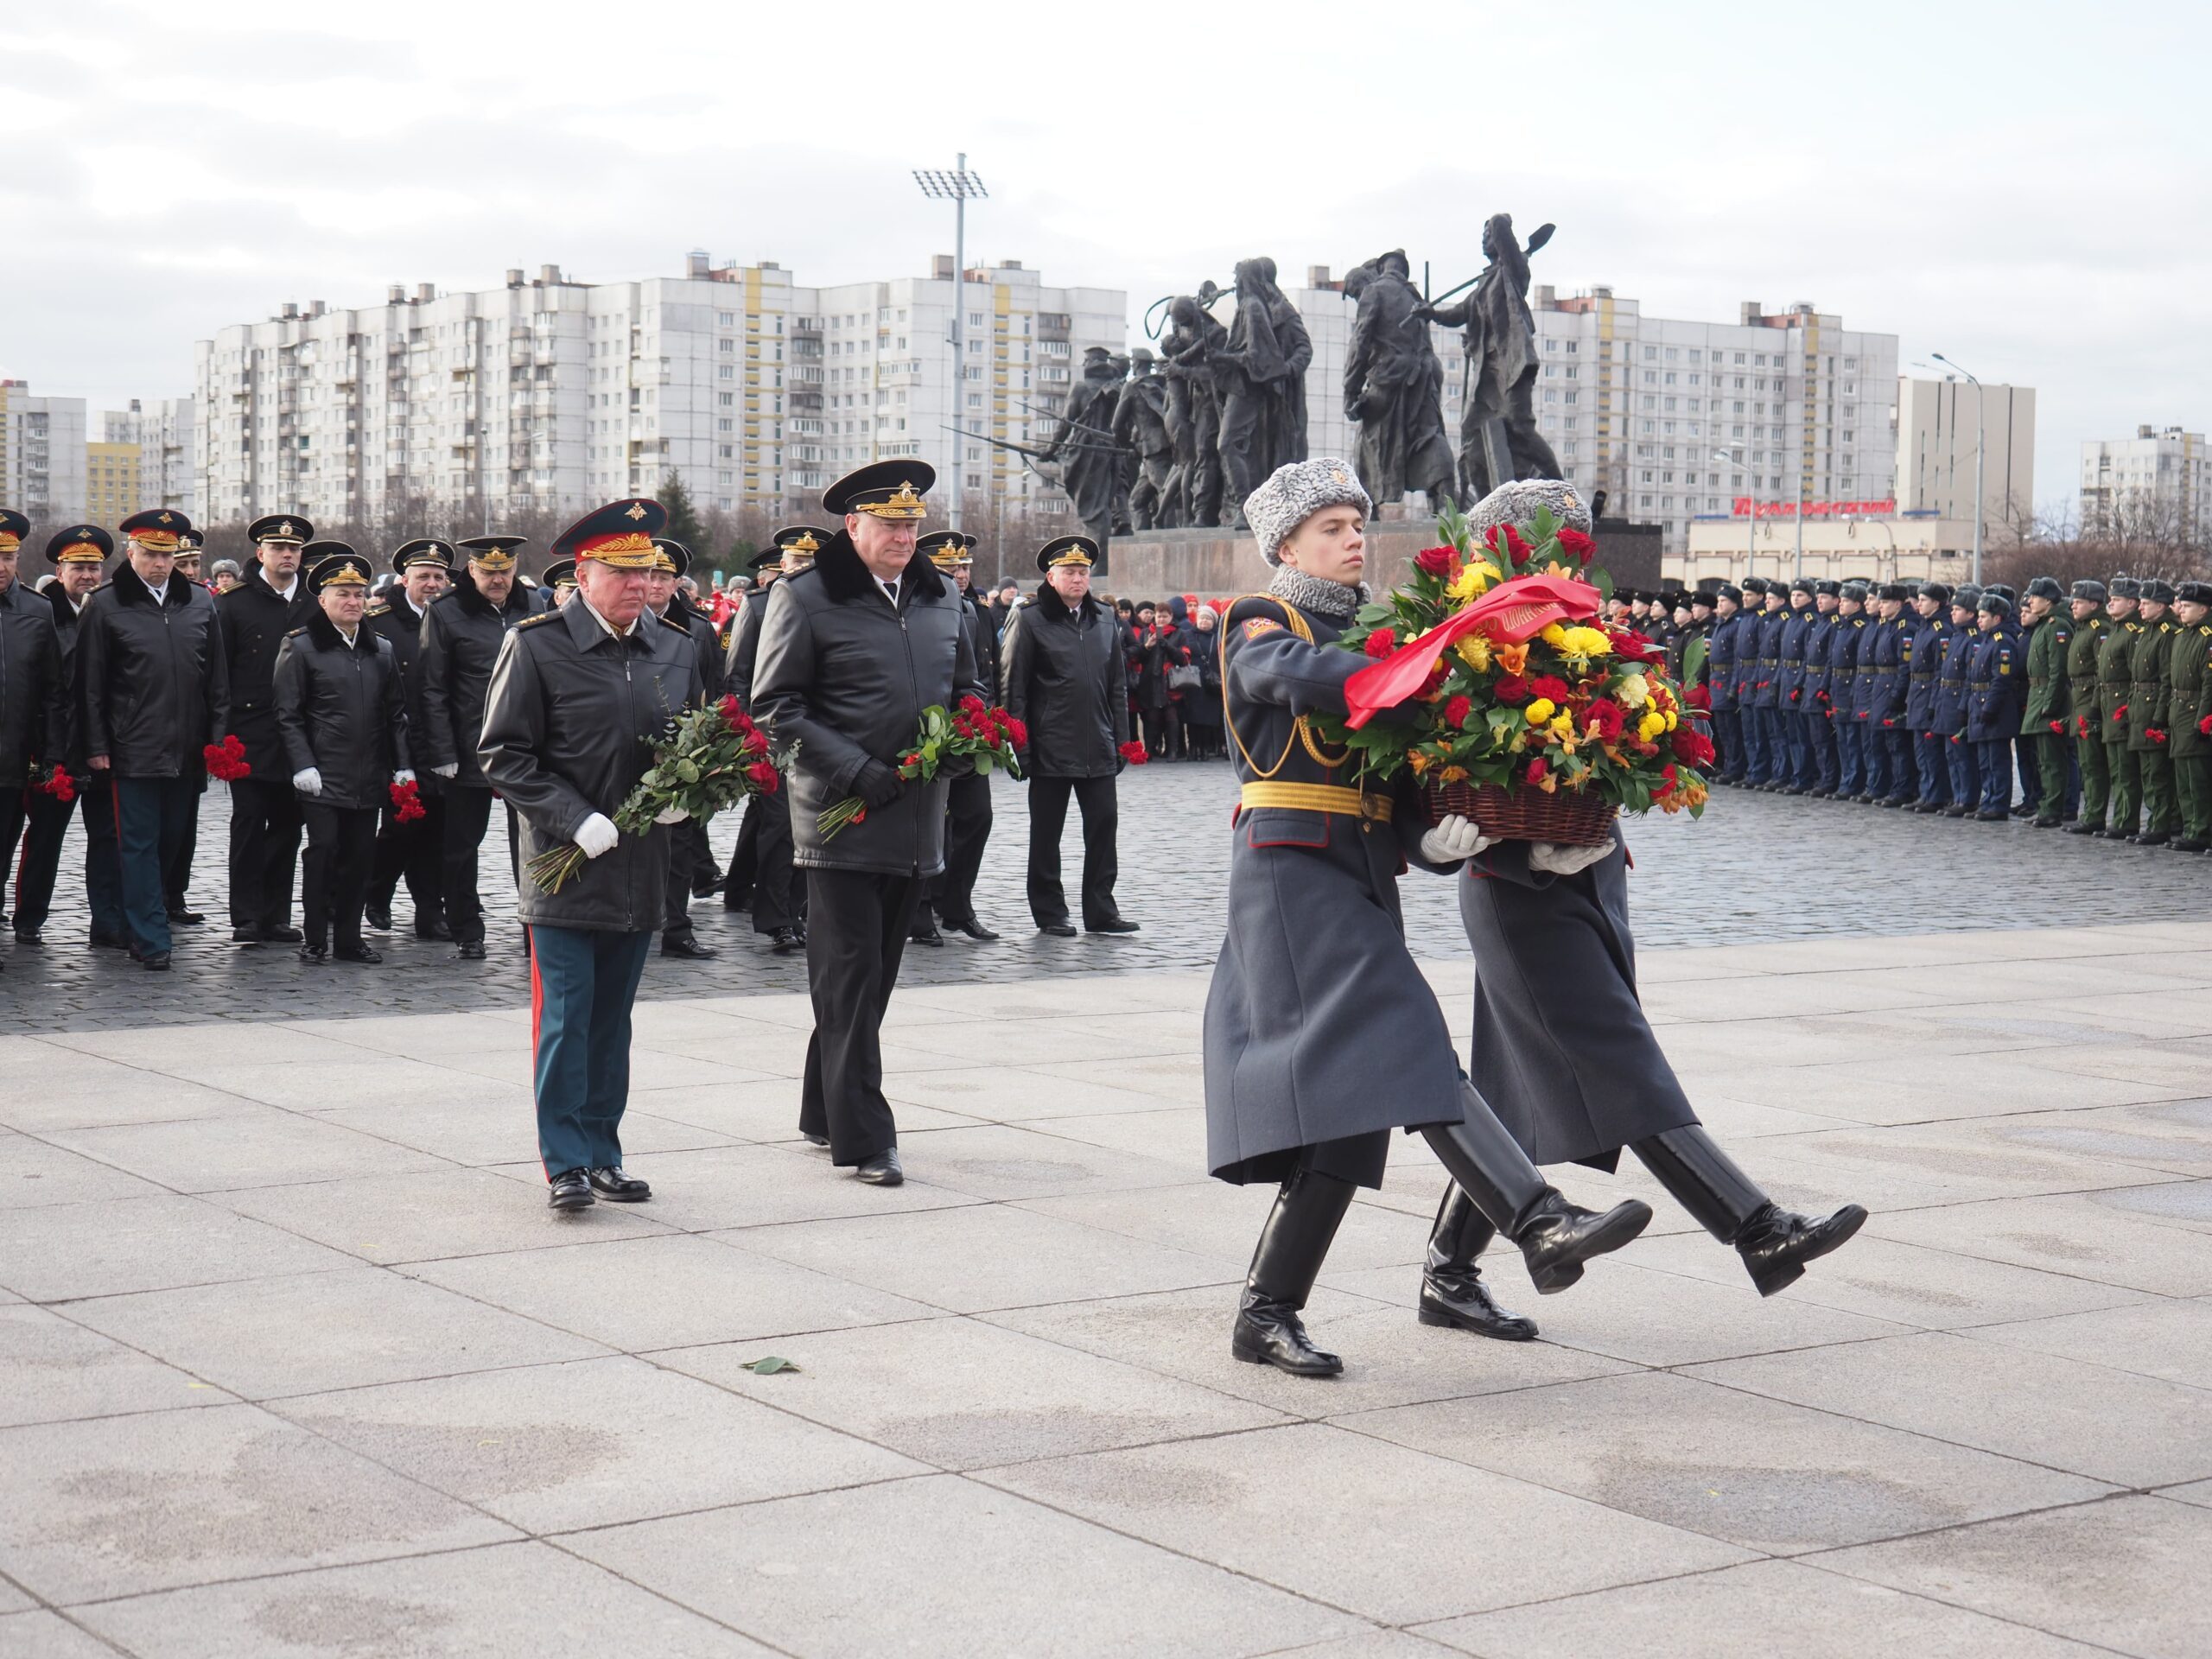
[658, 613, 692, 635]
[285, 625, 310, 638]
[365, 601, 390, 617]
[512, 611, 563, 632]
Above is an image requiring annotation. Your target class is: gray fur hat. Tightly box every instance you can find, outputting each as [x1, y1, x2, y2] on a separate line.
[1464, 478, 1594, 543]
[1246, 458, 1373, 566]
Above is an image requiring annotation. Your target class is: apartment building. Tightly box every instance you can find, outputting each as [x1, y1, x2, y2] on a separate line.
[0, 381, 89, 530]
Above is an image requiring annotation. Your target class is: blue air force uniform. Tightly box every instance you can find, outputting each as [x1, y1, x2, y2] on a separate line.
[1904, 595, 1954, 809]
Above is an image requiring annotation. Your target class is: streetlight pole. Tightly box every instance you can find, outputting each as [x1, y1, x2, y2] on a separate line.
[1714, 447, 1754, 582]
[1932, 352, 1985, 587]
[913, 155, 988, 532]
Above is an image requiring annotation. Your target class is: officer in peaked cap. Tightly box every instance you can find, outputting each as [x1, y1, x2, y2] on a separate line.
[541, 560, 578, 605]
[2127, 577, 2183, 843]
[173, 527, 206, 588]
[1865, 582, 1914, 806]
[1904, 581, 1955, 812]
[0, 509, 66, 972]
[1963, 591, 2020, 820]
[2062, 579, 2114, 833]
[751, 459, 991, 1187]
[363, 538, 454, 938]
[480, 498, 704, 1213]
[645, 536, 727, 963]
[2167, 580, 2212, 851]
[2017, 575, 2075, 826]
[913, 530, 1000, 946]
[273, 545, 413, 965]
[1704, 582, 1746, 782]
[217, 513, 320, 944]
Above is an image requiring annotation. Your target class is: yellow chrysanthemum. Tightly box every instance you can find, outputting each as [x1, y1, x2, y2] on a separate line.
[1549, 714, 1574, 740]
[1522, 697, 1557, 725]
[1455, 635, 1492, 671]
[1561, 626, 1611, 658]
[1615, 672, 1651, 709]
[1539, 622, 1569, 647]
[1663, 709, 1679, 732]
[1638, 712, 1666, 742]
[1446, 559, 1501, 602]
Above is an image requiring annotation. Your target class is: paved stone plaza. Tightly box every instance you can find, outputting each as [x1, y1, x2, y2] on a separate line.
[3, 770, 2210, 1656]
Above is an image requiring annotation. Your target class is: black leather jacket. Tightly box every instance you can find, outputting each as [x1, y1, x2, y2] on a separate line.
[216, 565, 315, 779]
[273, 611, 410, 810]
[1004, 583, 1128, 779]
[751, 532, 988, 876]
[480, 599, 702, 932]
[419, 572, 539, 785]
[74, 568, 229, 779]
[664, 594, 725, 704]
[725, 585, 772, 706]
[0, 582, 66, 785]
[365, 594, 436, 772]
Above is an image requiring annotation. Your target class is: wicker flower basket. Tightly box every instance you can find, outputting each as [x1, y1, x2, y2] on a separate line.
[1421, 780, 1617, 847]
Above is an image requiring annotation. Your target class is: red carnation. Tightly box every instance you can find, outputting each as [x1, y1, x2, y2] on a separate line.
[1485, 524, 1532, 564]
[1444, 695, 1473, 729]
[2148, 728, 2168, 745]
[1414, 544, 1458, 577]
[203, 734, 251, 783]
[747, 761, 780, 792]
[1523, 756, 1549, 785]
[1119, 740, 1149, 766]
[1529, 675, 1573, 705]
[2049, 719, 2065, 735]
[959, 694, 988, 717]
[1492, 675, 1531, 703]
[1363, 627, 1397, 659]
[2200, 713, 2212, 737]
[1555, 526, 1595, 562]
[1669, 726, 1715, 767]
[35, 764, 74, 804]
[1005, 717, 1029, 749]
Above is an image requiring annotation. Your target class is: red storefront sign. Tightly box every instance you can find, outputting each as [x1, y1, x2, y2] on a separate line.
[1732, 498, 1897, 518]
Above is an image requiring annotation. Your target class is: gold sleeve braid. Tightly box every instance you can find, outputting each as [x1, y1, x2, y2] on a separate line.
[1221, 595, 1351, 779]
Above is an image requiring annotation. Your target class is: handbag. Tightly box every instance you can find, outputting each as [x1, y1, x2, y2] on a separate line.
[1167, 664, 1204, 692]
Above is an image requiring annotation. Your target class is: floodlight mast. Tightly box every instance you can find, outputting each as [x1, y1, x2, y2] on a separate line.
[912, 156, 988, 531]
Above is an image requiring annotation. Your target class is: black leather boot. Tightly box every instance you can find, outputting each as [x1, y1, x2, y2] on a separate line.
[1421, 1082, 1652, 1294]
[1232, 1169, 1355, 1376]
[1632, 1125, 1868, 1297]
[1419, 1184, 1538, 1340]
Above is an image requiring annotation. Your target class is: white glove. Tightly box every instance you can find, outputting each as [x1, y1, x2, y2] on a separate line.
[292, 768, 322, 797]
[653, 804, 690, 825]
[393, 770, 416, 786]
[432, 763, 458, 779]
[1529, 836, 1616, 876]
[574, 813, 620, 859]
[1419, 812, 1493, 863]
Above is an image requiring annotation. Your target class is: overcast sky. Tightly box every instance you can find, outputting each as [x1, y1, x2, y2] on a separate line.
[5, 0, 2205, 518]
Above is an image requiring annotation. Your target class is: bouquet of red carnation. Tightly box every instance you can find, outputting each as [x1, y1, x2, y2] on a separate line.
[203, 734, 250, 782]
[529, 694, 781, 893]
[2200, 713, 2212, 738]
[34, 763, 75, 804]
[817, 696, 1024, 839]
[1119, 740, 1149, 767]
[389, 779, 427, 823]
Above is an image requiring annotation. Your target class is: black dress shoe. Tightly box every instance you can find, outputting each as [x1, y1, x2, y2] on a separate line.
[2032, 817, 2062, 829]
[909, 918, 944, 947]
[297, 944, 329, 964]
[588, 1166, 652, 1201]
[1086, 916, 1141, 934]
[1419, 1269, 1538, 1340]
[770, 926, 804, 955]
[1232, 1290, 1344, 1376]
[1735, 1202, 1868, 1297]
[416, 916, 454, 942]
[261, 925, 304, 944]
[690, 878, 721, 899]
[2171, 838, 2209, 853]
[141, 950, 172, 971]
[801, 1132, 830, 1148]
[364, 904, 393, 931]
[1513, 1193, 1655, 1294]
[946, 916, 1000, 942]
[12, 928, 41, 946]
[2010, 803, 2036, 818]
[2133, 831, 2171, 846]
[548, 1169, 594, 1211]
[232, 925, 264, 944]
[1975, 809, 2008, 821]
[455, 939, 486, 960]
[2062, 819, 2099, 835]
[1038, 920, 1077, 938]
[855, 1148, 904, 1186]
[661, 934, 718, 959]
[90, 930, 129, 950]
[167, 908, 204, 926]
[333, 943, 382, 964]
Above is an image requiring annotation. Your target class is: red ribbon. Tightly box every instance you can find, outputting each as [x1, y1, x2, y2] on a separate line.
[1344, 575, 1601, 729]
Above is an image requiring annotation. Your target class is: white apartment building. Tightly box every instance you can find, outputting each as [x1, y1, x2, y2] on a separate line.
[1894, 377, 2035, 531]
[194, 255, 1123, 528]
[104, 397, 198, 517]
[1289, 280, 1898, 553]
[0, 381, 89, 531]
[2080, 425, 2208, 549]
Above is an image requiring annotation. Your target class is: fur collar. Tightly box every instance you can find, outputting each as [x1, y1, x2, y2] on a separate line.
[451, 568, 534, 620]
[109, 565, 187, 608]
[1267, 563, 1366, 621]
[811, 528, 946, 606]
[1030, 581, 1101, 624]
[305, 608, 367, 652]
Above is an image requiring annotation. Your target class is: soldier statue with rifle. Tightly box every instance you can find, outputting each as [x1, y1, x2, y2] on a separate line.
[1421, 213, 1562, 505]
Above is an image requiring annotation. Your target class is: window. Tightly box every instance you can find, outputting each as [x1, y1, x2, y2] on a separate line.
[1643, 346, 1658, 360]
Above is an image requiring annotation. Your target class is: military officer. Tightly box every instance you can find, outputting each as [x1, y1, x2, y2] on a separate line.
[77, 510, 229, 969]
[420, 532, 539, 958]
[274, 547, 414, 964]
[2126, 579, 2183, 844]
[2167, 582, 2212, 852]
[173, 529, 205, 588]
[2094, 578, 2145, 837]
[723, 526, 822, 953]
[364, 538, 453, 938]
[14, 524, 123, 947]
[1801, 580, 1841, 795]
[1747, 580, 1789, 786]
[542, 561, 578, 607]
[2017, 576, 2075, 828]
[1904, 582, 1953, 811]
[480, 499, 703, 1211]
[915, 530, 1001, 944]
[645, 536, 723, 961]
[1826, 581, 1871, 799]
[0, 509, 67, 972]
[1775, 579, 1816, 791]
[1965, 592, 2021, 820]
[216, 513, 316, 944]
[2061, 581, 2114, 834]
[1866, 583, 1914, 805]
[164, 525, 214, 926]
[1935, 586, 1981, 817]
[1705, 584, 1745, 782]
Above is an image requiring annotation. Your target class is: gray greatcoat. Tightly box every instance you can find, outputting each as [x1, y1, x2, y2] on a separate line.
[1203, 592, 1460, 1189]
[1457, 837, 1699, 1170]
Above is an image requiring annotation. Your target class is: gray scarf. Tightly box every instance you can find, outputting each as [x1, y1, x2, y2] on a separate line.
[1267, 563, 1368, 621]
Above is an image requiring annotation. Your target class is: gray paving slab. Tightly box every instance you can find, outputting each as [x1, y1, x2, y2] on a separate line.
[1870, 1193, 2212, 1297]
[984, 1421, 1751, 1625]
[73, 1541, 781, 1657]
[1816, 1494, 2212, 1659]
[1019, 1178, 1424, 1275]
[1266, 1634, 1464, 1659]
[1686, 1331, 2212, 1489]
[0, 1071, 270, 1136]
[659, 1313, 1289, 1470]
[277, 1354, 925, 1531]
[0, 1580, 28, 1618]
[2095, 1178, 2212, 1232]
[0, 1306, 238, 1427]
[63, 1265, 608, 1400]
[4, 1139, 168, 1209]
[566, 1471, 1367, 1658]
[405, 1232, 943, 1351]
[1338, 1370, 2111, 1555]
[1968, 1296, 2212, 1389]
[542, 1141, 977, 1232]
[0, 1193, 359, 1302]
[614, 1077, 985, 1142]
[0, 1611, 124, 1657]
[887, 1120, 1204, 1202]
[36, 1111, 449, 1194]
[0, 1402, 514, 1603]
[1418, 1557, 2112, 1658]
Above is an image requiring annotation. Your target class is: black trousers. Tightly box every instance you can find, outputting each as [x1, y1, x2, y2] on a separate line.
[11, 779, 120, 938]
[369, 787, 447, 924]
[301, 801, 377, 950]
[721, 798, 762, 908]
[1027, 773, 1118, 927]
[167, 773, 207, 912]
[751, 792, 804, 934]
[799, 868, 922, 1164]
[226, 776, 302, 931]
[441, 787, 518, 944]
[925, 773, 993, 925]
[662, 817, 711, 942]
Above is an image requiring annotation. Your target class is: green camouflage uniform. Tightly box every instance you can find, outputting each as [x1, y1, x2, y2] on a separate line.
[2020, 607, 2074, 823]
[2098, 616, 2145, 835]
[2171, 616, 2212, 847]
[2129, 610, 2183, 838]
[2066, 608, 2112, 828]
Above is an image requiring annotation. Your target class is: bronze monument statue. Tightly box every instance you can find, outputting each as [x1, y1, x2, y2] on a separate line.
[1423, 213, 1561, 505]
[1343, 249, 1458, 507]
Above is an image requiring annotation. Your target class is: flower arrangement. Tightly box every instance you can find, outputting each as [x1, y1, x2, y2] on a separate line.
[1313, 501, 1710, 840]
[34, 763, 75, 804]
[389, 779, 427, 823]
[528, 694, 779, 893]
[203, 734, 250, 782]
[817, 696, 1025, 839]
[1118, 740, 1149, 767]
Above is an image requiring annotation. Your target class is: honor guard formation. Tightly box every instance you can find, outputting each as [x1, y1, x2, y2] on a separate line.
[1619, 573, 2212, 849]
